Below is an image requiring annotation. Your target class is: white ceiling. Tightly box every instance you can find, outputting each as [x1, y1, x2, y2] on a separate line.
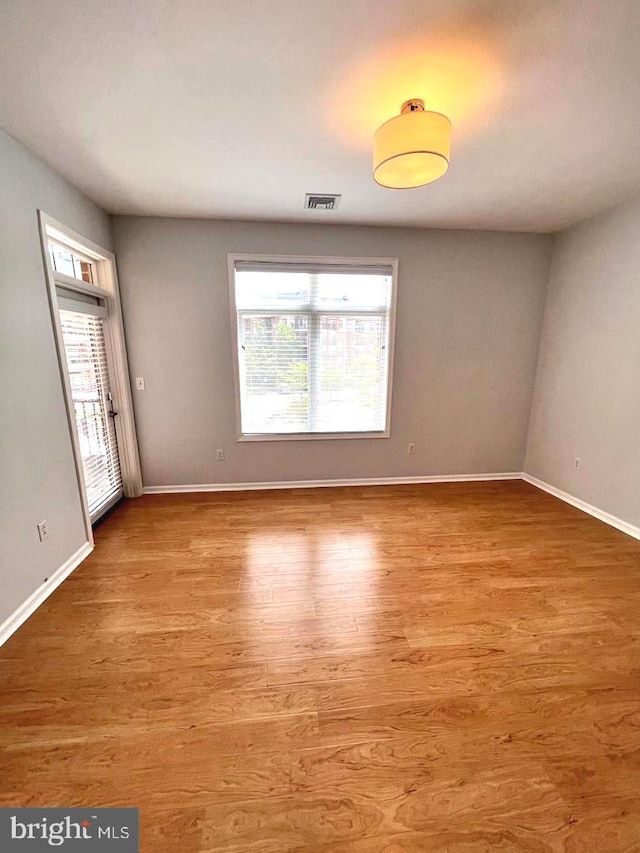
[1, 0, 640, 232]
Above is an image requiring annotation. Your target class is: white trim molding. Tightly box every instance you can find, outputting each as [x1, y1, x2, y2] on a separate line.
[144, 472, 522, 494]
[0, 542, 93, 647]
[522, 473, 640, 541]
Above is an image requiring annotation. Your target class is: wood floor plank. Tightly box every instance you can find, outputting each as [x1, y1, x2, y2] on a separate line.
[199, 760, 566, 851]
[1, 746, 293, 806]
[0, 684, 318, 727]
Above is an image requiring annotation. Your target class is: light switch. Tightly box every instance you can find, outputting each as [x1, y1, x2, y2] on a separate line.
[135, 377, 146, 391]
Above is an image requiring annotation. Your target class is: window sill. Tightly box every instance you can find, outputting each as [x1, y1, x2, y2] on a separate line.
[237, 431, 390, 442]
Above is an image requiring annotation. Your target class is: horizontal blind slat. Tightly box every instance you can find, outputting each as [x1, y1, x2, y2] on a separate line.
[59, 308, 123, 518]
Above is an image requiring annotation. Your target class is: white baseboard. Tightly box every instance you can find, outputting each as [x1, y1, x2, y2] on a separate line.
[522, 473, 640, 541]
[143, 472, 522, 495]
[0, 541, 93, 648]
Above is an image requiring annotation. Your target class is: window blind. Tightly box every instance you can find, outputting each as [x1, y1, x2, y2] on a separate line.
[232, 261, 395, 436]
[59, 309, 123, 517]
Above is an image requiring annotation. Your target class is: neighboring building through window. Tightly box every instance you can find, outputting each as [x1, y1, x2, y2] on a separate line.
[229, 255, 397, 439]
[49, 241, 96, 283]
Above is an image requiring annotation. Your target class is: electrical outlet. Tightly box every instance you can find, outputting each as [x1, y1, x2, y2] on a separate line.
[135, 377, 146, 391]
[408, 442, 416, 455]
[37, 520, 49, 542]
[216, 448, 225, 461]
[574, 457, 581, 470]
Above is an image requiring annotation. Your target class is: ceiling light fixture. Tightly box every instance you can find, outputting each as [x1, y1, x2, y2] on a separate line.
[373, 99, 451, 189]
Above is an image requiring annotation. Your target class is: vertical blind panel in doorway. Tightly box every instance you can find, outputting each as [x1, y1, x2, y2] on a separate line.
[59, 309, 123, 518]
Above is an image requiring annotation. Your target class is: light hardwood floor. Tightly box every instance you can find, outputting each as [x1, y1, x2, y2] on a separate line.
[2, 481, 640, 851]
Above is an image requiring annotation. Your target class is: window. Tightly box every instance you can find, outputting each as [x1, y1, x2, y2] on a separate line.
[49, 241, 96, 283]
[229, 255, 397, 439]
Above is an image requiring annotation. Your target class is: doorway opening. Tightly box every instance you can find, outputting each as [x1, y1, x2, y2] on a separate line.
[39, 214, 142, 539]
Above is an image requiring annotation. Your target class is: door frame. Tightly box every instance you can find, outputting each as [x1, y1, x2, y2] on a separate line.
[38, 212, 142, 542]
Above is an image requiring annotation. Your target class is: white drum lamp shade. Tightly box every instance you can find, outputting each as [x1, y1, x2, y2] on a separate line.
[373, 99, 451, 189]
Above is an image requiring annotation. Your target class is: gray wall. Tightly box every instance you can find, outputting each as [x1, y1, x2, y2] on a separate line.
[0, 128, 112, 625]
[525, 198, 640, 528]
[113, 216, 553, 487]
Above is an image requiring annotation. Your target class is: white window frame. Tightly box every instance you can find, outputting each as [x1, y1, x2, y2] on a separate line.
[227, 253, 398, 442]
[39, 212, 143, 542]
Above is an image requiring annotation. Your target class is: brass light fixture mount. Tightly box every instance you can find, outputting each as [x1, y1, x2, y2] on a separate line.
[401, 98, 426, 113]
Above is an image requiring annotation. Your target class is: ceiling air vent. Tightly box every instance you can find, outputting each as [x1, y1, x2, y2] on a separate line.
[304, 193, 341, 210]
